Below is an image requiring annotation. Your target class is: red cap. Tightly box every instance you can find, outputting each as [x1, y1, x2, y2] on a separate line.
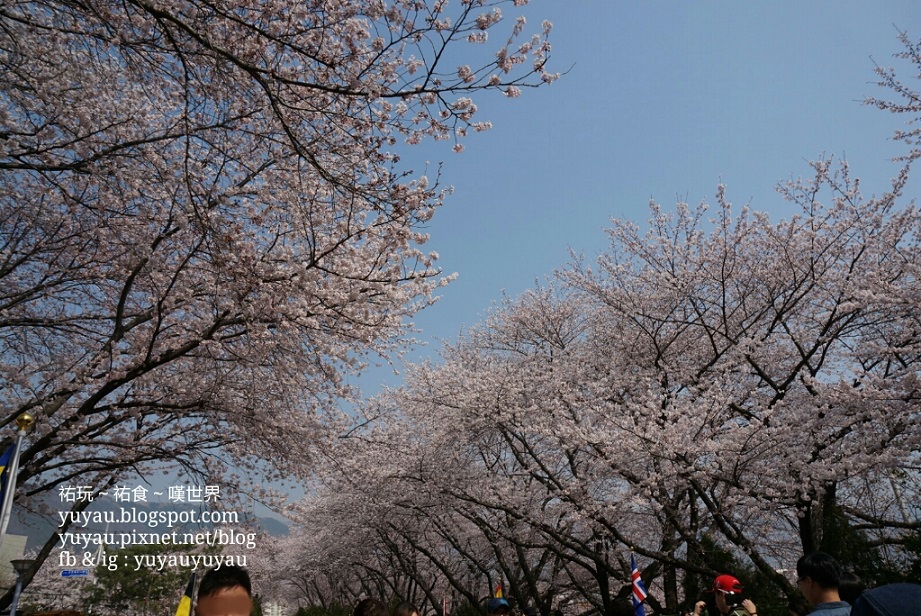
[713, 575, 743, 593]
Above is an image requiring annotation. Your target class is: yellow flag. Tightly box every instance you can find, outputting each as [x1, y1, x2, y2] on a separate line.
[175, 571, 196, 616]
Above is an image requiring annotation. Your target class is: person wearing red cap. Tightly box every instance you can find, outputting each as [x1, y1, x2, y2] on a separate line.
[691, 574, 757, 616]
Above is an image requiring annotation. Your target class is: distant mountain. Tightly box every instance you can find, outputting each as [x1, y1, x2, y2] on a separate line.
[256, 516, 290, 537]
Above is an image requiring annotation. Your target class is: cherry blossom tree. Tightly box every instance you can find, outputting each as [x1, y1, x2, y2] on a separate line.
[18, 547, 88, 613]
[867, 29, 921, 167]
[277, 32, 921, 615]
[563, 161, 920, 592]
[0, 0, 557, 600]
[267, 288, 664, 614]
[315, 162, 919, 614]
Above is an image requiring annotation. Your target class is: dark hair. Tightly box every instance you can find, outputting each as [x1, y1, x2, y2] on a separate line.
[354, 599, 389, 616]
[197, 565, 252, 600]
[796, 552, 842, 590]
[393, 602, 420, 616]
[839, 571, 865, 604]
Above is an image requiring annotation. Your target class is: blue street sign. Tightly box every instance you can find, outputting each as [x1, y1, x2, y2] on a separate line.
[61, 569, 90, 577]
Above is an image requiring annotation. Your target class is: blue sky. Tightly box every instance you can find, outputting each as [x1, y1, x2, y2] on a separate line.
[364, 1, 919, 388]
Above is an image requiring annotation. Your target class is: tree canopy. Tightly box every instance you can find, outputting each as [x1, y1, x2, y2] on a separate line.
[259, 31, 921, 616]
[0, 0, 556, 598]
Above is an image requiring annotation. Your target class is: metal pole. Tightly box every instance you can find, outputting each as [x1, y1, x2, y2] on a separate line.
[9, 568, 24, 616]
[9, 559, 33, 616]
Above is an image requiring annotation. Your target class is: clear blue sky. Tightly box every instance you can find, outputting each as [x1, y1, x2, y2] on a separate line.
[361, 1, 919, 389]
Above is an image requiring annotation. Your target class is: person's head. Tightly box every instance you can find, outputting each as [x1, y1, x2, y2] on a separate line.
[838, 570, 865, 605]
[852, 583, 921, 616]
[712, 575, 743, 614]
[487, 598, 512, 616]
[355, 599, 389, 616]
[195, 565, 253, 616]
[796, 552, 842, 605]
[393, 602, 420, 616]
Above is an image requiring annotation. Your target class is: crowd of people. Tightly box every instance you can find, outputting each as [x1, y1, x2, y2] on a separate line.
[684, 552, 920, 616]
[187, 554, 920, 616]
